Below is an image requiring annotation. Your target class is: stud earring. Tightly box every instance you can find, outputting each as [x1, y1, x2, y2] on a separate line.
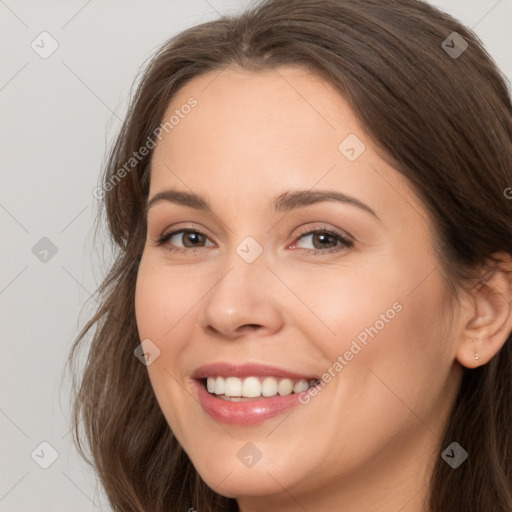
[475, 352, 480, 360]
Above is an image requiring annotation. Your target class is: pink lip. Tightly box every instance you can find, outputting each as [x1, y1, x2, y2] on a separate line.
[190, 362, 318, 426]
[192, 378, 309, 426]
[191, 362, 318, 380]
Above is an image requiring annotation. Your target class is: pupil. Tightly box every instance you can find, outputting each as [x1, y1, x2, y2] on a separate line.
[187, 233, 201, 246]
[315, 233, 334, 248]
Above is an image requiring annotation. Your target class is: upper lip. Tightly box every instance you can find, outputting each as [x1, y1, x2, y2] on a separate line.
[191, 362, 318, 380]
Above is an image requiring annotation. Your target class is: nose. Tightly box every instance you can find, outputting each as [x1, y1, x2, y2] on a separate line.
[199, 259, 284, 341]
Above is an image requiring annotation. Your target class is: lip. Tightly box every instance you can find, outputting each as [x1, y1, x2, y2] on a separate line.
[191, 362, 318, 380]
[192, 378, 310, 426]
[190, 362, 318, 426]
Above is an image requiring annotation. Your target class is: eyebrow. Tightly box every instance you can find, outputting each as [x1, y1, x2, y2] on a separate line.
[146, 188, 380, 220]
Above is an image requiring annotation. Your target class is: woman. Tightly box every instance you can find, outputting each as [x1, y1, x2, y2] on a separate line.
[66, 0, 512, 510]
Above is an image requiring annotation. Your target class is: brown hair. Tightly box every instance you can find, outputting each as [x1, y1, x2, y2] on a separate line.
[64, 0, 512, 510]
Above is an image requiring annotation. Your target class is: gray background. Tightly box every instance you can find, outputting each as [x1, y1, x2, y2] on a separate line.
[1, 1, 511, 510]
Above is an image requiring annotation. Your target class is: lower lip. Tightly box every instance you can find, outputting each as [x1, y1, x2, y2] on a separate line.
[193, 379, 306, 426]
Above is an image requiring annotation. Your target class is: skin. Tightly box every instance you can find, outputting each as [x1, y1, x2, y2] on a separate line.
[134, 65, 512, 512]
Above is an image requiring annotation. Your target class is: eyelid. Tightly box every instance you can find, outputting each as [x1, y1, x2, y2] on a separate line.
[293, 223, 353, 243]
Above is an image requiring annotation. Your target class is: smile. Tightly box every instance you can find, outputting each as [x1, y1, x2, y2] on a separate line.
[205, 375, 319, 400]
[191, 362, 321, 425]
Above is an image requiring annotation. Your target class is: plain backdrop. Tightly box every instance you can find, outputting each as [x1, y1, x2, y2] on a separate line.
[1, 1, 511, 510]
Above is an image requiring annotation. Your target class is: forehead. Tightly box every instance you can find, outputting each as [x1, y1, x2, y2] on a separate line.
[151, 65, 363, 182]
[148, 65, 427, 230]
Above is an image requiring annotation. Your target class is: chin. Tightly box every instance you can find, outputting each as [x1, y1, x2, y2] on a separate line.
[198, 467, 289, 499]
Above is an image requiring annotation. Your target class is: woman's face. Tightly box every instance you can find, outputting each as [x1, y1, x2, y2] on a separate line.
[135, 65, 462, 508]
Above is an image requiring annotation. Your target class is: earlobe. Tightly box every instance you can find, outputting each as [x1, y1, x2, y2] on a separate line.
[455, 254, 512, 369]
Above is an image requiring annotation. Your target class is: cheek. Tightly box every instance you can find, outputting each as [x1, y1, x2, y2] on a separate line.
[328, 267, 453, 435]
[134, 258, 212, 425]
[134, 264, 198, 448]
[135, 258, 201, 346]
[134, 267, 171, 342]
[134, 264, 183, 397]
[296, 254, 451, 425]
[318, 248, 451, 369]
[281, 262, 411, 364]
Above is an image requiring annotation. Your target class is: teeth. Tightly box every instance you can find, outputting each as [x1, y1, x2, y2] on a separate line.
[242, 376, 261, 397]
[205, 376, 315, 398]
[261, 376, 277, 397]
[215, 376, 225, 395]
[277, 378, 294, 396]
[293, 379, 310, 393]
[225, 376, 242, 397]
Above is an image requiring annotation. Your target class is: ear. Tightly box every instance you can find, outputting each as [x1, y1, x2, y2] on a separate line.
[455, 253, 512, 369]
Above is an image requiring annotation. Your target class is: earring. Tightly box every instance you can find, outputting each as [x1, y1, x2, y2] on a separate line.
[475, 352, 480, 360]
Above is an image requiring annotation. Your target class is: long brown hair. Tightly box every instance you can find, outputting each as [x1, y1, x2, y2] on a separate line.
[64, 0, 512, 510]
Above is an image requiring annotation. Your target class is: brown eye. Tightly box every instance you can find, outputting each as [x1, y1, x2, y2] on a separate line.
[292, 228, 354, 255]
[157, 229, 214, 252]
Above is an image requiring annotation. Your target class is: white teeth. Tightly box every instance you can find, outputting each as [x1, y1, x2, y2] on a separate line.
[261, 377, 278, 397]
[215, 376, 225, 395]
[206, 376, 313, 398]
[224, 376, 242, 397]
[277, 378, 294, 396]
[293, 379, 310, 393]
[242, 376, 261, 397]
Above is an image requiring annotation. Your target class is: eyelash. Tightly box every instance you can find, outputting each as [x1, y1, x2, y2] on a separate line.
[155, 226, 354, 256]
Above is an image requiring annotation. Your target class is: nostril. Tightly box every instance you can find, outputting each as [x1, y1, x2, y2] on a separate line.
[240, 324, 261, 331]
